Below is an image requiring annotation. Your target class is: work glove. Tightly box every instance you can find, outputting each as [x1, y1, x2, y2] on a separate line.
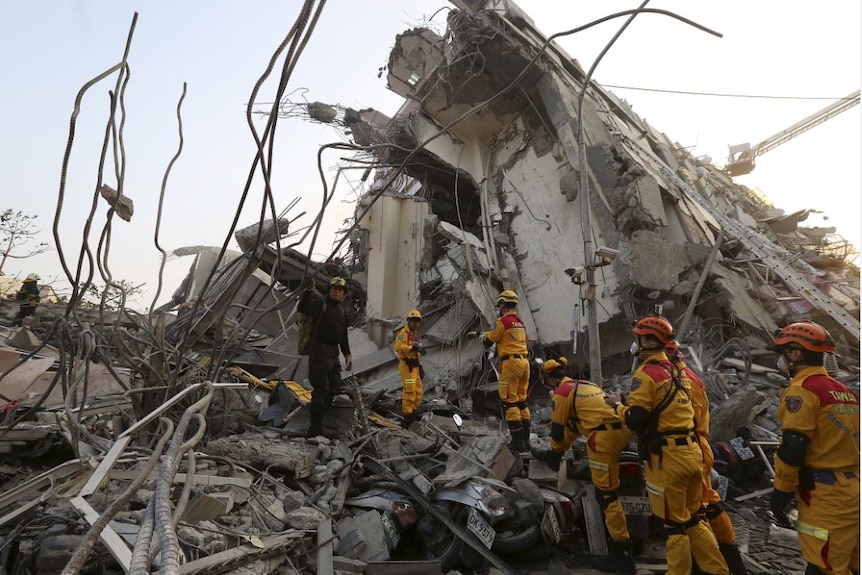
[769, 487, 794, 528]
[532, 448, 562, 472]
[411, 342, 427, 355]
[343, 354, 353, 372]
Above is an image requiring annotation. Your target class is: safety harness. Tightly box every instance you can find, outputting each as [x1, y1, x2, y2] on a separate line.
[639, 361, 693, 463]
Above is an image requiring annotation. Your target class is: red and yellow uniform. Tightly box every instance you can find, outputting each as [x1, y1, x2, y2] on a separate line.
[550, 377, 632, 544]
[394, 324, 423, 416]
[673, 355, 735, 543]
[775, 366, 859, 575]
[617, 350, 728, 575]
[672, 350, 747, 575]
[483, 310, 529, 424]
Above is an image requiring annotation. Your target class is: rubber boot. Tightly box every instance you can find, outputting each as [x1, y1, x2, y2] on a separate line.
[306, 406, 324, 438]
[507, 421, 527, 453]
[615, 540, 637, 575]
[401, 412, 416, 429]
[718, 542, 748, 575]
[591, 541, 636, 574]
[590, 547, 617, 573]
[521, 418, 532, 450]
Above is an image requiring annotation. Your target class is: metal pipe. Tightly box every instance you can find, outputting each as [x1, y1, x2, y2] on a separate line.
[576, 2, 722, 381]
[577, 1, 651, 382]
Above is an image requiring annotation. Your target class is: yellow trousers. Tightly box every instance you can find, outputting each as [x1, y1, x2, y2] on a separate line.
[498, 357, 529, 422]
[645, 437, 728, 575]
[698, 435, 735, 544]
[796, 472, 859, 575]
[398, 361, 423, 415]
[587, 427, 632, 542]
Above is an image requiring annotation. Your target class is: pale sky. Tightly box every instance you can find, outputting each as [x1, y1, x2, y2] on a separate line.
[1, 1, 859, 310]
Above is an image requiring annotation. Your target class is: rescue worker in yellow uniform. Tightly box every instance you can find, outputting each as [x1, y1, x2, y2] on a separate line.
[480, 290, 530, 452]
[666, 340, 747, 575]
[532, 357, 636, 574]
[394, 309, 425, 428]
[610, 316, 728, 575]
[769, 322, 859, 575]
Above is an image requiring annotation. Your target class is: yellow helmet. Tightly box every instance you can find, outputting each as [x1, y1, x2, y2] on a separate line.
[407, 309, 422, 320]
[542, 357, 568, 372]
[496, 290, 519, 305]
[329, 276, 347, 288]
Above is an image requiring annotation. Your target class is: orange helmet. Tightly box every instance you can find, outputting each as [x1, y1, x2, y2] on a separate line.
[632, 315, 675, 345]
[773, 322, 835, 353]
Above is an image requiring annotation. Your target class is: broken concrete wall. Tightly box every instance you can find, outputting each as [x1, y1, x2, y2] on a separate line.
[360, 194, 428, 321]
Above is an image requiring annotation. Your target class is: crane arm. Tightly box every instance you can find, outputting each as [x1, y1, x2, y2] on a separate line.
[725, 90, 860, 177]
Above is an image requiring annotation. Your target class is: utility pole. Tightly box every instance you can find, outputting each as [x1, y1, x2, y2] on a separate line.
[576, 0, 652, 383]
[577, 123, 602, 382]
[573, 1, 720, 382]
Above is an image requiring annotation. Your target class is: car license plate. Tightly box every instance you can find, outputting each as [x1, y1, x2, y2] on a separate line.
[619, 496, 652, 516]
[467, 508, 495, 548]
[542, 505, 562, 543]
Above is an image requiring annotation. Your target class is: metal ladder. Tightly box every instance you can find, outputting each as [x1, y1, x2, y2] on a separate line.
[620, 134, 860, 341]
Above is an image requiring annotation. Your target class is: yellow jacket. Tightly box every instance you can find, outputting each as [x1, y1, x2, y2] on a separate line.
[483, 310, 528, 357]
[394, 325, 421, 364]
[550, 377, 626, 453]
[673, 356, 710, 438]
[774, 366, 860, 492]
[618, 351, 696, 436]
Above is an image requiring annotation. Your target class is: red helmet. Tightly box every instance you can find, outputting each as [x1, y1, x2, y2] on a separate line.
[632, 315, 675, 345]
[773, 322, 835, 353]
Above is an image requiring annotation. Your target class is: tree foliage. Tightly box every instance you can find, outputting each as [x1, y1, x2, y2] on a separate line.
[0, 209, 51, 275]
[80, 280, 145, 311]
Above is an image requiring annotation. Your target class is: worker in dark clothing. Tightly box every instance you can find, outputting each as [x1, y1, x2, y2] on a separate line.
[13, 273, 41, 327]
[298, 276, 352, 437]
[770, 322, 859, 575]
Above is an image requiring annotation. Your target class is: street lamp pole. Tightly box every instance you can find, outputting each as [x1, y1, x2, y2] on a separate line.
[574, 3, 721, 383]
[576, 0, 651, 383]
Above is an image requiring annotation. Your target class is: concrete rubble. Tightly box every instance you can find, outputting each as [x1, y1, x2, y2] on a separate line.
[0, 1, 858, 574]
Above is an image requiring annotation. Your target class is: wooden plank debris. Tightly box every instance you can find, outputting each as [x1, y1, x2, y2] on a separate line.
[176, 533, 301, 574]
[317, 518, 334, 575]
[108, 469, 252, 489]
[69, 496, 133, 571]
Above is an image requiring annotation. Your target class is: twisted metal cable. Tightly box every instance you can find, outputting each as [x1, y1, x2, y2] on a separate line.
[60, 417, 174, 575]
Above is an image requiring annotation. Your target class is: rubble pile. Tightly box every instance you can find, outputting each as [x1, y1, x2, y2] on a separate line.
[0, 307, 849, 574]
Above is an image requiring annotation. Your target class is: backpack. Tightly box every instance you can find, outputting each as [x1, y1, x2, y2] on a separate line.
[297, 289, 324, 356]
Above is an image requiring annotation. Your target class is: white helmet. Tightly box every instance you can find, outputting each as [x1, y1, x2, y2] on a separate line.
[25, 273, 40, 281]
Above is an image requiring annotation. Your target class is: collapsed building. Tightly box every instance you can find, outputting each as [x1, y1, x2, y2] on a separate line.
[343, 2, 859, 377]
[1, 1, 859, 574]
